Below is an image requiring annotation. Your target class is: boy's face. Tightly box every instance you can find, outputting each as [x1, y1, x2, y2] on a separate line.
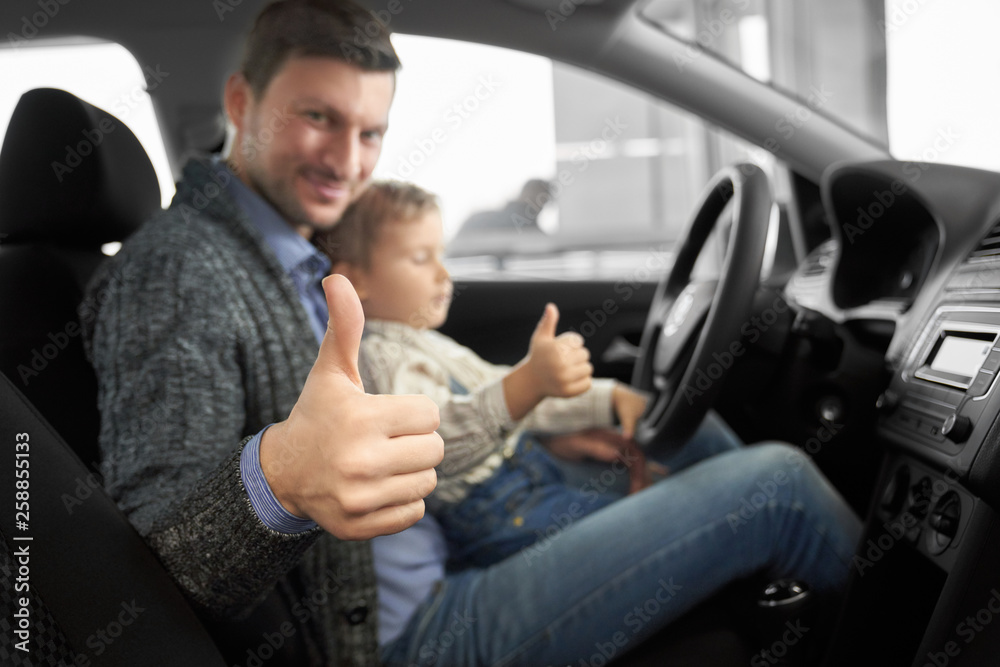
[226, 56, 395, 239]
[350, 211, 452, 329]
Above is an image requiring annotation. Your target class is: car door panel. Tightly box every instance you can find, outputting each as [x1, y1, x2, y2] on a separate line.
[439, 280, 657, 384]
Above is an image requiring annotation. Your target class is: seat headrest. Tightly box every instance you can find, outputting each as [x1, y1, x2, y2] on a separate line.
[0, 88, 161, 247]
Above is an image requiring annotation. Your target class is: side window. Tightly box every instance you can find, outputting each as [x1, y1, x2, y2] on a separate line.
[0, 41, 176, 223]
[376, 34, 771, 281]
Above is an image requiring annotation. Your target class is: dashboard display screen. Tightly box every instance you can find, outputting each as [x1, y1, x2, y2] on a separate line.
[929, 335, 993, 378]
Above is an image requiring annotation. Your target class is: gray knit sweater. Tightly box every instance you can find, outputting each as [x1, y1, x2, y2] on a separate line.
[82, 158, 379, 665]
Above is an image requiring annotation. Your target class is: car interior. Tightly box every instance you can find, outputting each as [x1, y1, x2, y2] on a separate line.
[3, 0, 1000, 665]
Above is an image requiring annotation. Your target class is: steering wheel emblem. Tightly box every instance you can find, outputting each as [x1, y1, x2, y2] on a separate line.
[663, 286, 696, 338]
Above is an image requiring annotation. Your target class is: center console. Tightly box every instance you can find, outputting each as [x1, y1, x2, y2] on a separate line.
[826, 301, 1000, 666]
[882, 307, 1000, 470]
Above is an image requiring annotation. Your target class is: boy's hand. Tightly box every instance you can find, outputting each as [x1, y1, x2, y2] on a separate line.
[260, 275, 444, 541]
[612, 383, 650, 440]
[543, 428, 665, 494]
[503, 303, 593, 420]
[525, 303, 593, 398]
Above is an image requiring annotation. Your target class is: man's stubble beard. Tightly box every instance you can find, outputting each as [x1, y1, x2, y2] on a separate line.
[244, 159, 345, 237]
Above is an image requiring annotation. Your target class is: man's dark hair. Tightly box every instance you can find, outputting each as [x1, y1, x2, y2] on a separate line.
[242, 0, 401, 97]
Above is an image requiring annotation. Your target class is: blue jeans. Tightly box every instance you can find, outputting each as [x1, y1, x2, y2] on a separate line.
[382, 417, 861, 666]
[433, 433, 618, 570]
[435, 413, 743, 570]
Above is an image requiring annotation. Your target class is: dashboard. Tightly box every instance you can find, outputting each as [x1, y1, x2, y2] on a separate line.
[786, 161, 1000, 327]
[783, 159, 1000, 665]
[785, 159, 1000, 503]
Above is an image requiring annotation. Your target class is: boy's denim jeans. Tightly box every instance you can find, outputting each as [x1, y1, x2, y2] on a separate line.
[432, 433, 617, 570]
[382, 414, 861, 666]
[434, 412, 747, 570]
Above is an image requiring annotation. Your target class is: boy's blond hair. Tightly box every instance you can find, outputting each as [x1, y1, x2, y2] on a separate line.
[314, 180, 440, 268]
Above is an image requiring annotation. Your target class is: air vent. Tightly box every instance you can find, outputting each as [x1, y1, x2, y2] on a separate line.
[968, 219, 1000, 260]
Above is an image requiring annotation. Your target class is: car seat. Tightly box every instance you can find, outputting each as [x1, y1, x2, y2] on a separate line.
[0, 370, 227, 665]
[0, 87, 161, 468]
[0, 87, 316, 666]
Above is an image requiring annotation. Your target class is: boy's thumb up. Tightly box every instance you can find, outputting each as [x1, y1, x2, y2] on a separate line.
[316, 274, 365, 390]
[531, 302, 559, 343]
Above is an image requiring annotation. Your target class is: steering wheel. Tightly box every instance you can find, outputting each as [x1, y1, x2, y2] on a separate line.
[632, 163, 773, 454]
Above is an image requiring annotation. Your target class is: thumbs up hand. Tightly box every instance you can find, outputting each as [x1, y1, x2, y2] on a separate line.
[527, 303, 593, 398]
[259, 275, 444, 540]
[503, 303, 593, 420]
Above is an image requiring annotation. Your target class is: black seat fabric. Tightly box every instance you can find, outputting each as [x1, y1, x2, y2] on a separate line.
[0, 89, 316, 666]
[0, 371, 226, 666]
[0, 87, 161, 466]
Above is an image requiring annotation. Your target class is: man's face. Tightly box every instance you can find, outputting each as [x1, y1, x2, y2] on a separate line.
[227, 56, 395, 239]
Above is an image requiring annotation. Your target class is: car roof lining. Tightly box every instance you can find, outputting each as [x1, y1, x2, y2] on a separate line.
[0, 0, 886, 181]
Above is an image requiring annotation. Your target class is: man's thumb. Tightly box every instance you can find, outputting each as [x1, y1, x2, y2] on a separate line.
[532, 302, 559, 341]
[316, 274, 365, 388]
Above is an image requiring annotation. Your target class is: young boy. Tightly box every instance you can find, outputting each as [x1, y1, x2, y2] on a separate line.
[313, 181, 676, 569]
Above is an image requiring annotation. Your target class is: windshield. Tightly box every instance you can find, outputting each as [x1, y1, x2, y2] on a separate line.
[641, 0, 1000, 172]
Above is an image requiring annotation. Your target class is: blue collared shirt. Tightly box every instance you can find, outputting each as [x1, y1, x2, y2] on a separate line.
[222, 162, 333, 344]
[221, 162, 448, 648]
[218, 159, 328, 534]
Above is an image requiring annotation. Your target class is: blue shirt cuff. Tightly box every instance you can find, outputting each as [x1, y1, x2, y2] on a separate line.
[240, 425, 318, 534]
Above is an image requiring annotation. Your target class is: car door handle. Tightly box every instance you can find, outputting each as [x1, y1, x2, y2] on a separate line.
[601, 336, 640, 364]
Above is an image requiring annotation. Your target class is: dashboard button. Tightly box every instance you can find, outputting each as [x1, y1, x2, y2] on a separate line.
[916, 417, 944, 441]
[968, 370, 995, 396]
[939, 387, 964, 406]
[982, 352, 1000, 373]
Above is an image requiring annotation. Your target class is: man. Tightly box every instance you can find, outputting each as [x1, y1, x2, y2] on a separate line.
[85, 1, 860, 665]
[83, 1, 441, 663]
